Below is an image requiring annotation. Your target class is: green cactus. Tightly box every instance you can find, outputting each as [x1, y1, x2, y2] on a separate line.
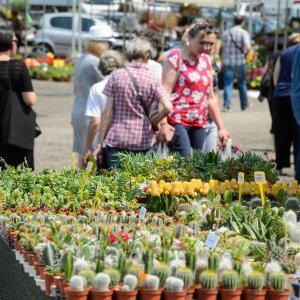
[70, 275, 85, 291]
[209, 253, 220, 273]
[199, 270, 218, 290]
[281, 262, 296, 274]
[287, 246, 300, 256]
[41, 242, 58, 267]
[277, 207, 285, 218]
[221, 270, 239, 290]
[127, 264, 145, 279]
[251, 197, 262, 208]
[175, 267, 194, 289]
[142, 275, 160, 290]
[189, 223, 200, 237]
[270, 218, 287, 242]
[178, 203, 192, 214]
[285, 197, 300, 211]
[118, 252, 128, 280]
[276, 188, 286, 207]
[63, 250, 73, 283]
[270, 272, 286, 290]
[94, 272, 111, 291]
[175, 224, 185, 239]
[224, 190, 233, 204]
[96, 259, 105, 273]
[247, 272, 264, 290]
[79, 269, 95, 287]
[81, 244, 92, 260]
[165, 277, 184, 292]
[270, 245, 285, 261]
[143, 248, 154, 275]
[152, 262, 171, 288]
[123, 274, 138, 291]
[185, 252, 197, 271]
[103, 268, 121, 286]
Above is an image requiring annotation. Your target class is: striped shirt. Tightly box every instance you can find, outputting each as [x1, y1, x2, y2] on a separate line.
[103, 62, 164, 150]
[221, 25, 251, 66]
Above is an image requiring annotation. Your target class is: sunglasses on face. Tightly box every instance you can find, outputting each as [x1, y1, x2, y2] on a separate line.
[189, 24, 219, 37]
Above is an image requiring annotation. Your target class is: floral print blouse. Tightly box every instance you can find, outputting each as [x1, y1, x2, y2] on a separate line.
[167, 49, 212, 128]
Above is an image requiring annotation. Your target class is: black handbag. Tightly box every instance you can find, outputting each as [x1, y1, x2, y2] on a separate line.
[1, 61, 37, 150]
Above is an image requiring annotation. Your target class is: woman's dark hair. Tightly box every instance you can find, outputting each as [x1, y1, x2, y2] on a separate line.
[0, 30, 13, 52]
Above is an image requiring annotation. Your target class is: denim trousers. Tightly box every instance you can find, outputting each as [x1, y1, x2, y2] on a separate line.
[104, 146, 151, 169]
[223, 64, 248, 110]
[173, 124, 206, 159]
[202, 120, 218, 153]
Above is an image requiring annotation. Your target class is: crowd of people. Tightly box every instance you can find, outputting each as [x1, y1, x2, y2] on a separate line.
[1, 14, 300, 181]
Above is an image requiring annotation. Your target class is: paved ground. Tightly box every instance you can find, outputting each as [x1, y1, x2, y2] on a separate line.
[32, 79, 295, 178]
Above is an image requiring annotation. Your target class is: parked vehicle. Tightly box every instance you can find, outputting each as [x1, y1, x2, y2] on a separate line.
[33, 12, 122, 57]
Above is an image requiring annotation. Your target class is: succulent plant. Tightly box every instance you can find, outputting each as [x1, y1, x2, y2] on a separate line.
[79, 269, 95, 287]
[142, 275, 160, 290]
[209, 253, 220, 273]
[271, 245, 285, 262]
[143, 249, 154, 275]
[175, 224, 185, 239]
[250, 197, 262, 208]
[103, 268, 121, 286]
[153, 262, 171, 288]
[199, 269, 218, 290]
[175, 267, 194, 289]
[63, 250, 73, 283]
[127, 264, 145, 279]
[70, 275, 85, 291]
[41, 242, 58, 267]
[247, 271, 264, 290]
[81, 244, 92, 260]
[165, 276, 184, 292]
[285, 197, 300, 211]
[178, 203, 192, 214]
[94, 272, 111, 291]
[281, 262, 296, 274]
[270, 272, 286, 290]
[123, 274, 138, 291]
[221, 270, 239, 290]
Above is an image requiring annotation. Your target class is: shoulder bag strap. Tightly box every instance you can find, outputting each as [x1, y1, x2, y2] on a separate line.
[171, 50, 183, 93]
[125, 67, 150, 117]
[229, 30, 247, 58]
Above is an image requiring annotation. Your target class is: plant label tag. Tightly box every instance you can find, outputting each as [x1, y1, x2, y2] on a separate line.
[238, 172, 244, 184]
[86, 161, 93, 172]
[139, 207, 147, 220]
[254, 172, 265, 183]
[205, 232, 219, 249]
[97, 181, 101, 191]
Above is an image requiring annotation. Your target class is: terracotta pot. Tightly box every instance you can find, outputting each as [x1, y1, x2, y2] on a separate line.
[28, 253, 35, 266]
[139, 288, 163, 300]
[114, 289, 138, 300]
[185, 286, 195, 300]
[39, 265, 45, 278]
[34, 262, 43, 276]
[43, 271, 54, 296]
[267, 289, 289, 300]
[53, 275, 64, 287]
[163, 289, 187, 300]
[193, 288, 218, 300]
[243, 288, 266, 300]
[59, 281, 70, 295]
[64, 287, 90, 300]
[219, 288, 242, 300]
[23, 250, 33, 263]
[90, 288, 113, 300]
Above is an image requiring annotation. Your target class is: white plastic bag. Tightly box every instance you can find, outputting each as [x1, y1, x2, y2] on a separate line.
[157, 142, 170, 159]
[219, 138, 233, 160]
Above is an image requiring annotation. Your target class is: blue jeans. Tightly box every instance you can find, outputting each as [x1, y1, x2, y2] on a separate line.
[173, 124, 206, 159]
[104, 146, 151, 169]
[223, 65, 248, 110]
[202, 120, 218, 152]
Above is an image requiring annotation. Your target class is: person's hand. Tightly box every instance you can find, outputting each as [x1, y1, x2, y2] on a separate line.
[158, 123, 175, 142]
[218, 128, 231, 147]
[82, 149, 91, 166]
[258, 94, 264, 102]
[92, 144, 102, 161]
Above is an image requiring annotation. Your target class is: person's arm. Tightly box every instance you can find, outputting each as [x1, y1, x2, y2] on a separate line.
[82, 116, 101, 164]
[22, 91, 37, 106]
[208, 78, 231, 146]
[273, 57, 281, 87]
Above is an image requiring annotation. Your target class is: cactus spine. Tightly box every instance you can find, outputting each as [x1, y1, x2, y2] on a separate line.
[70, 275, 85, 291]
[221, 270, 239, 290]
[142, 275, 160, 290]
[103, 268, 121, 286]
[165, 277, 184, 292]
[270, 272, 286, 290]
[247, 271, 264, 290]
[94, 272, 111, 291]
[209, 253, 220, 273]
[199, 270, 218, 290]
[152, 263, 171, 288]
[123, 274, 138, 291]
[175, 267, 194, 289]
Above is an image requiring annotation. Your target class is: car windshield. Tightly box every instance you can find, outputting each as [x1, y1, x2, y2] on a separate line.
[83, 0, 118, 4]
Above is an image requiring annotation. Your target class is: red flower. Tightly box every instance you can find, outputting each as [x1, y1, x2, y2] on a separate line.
[109, 231, 130, 244]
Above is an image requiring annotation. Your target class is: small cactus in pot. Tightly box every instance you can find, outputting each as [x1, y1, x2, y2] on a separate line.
[243, 271, 266, 300]
[194, 269, 218, 300]
[64, 275, 90, 300]
[267, 272, 289, 300]
[219, 270, 242, 300]
[114, 274, 138, 300]
[163, 277, 187, 300]
[90, 272, 114, 300]
[139, 274, 163, 300]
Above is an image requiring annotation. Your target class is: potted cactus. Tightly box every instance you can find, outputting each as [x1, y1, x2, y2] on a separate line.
[219, 270, 242, 300]
[139, 274, 162, 300]
[194, 269, 218, 300]
[114, 274, 138, 300]
[163, 277, 187, 300]
[267, 272, 289, 300]
[64, 275, 90, 300]
[243, 271, 266, 300]
[90, 272, 114, 300]
[174, 267, 195, 300]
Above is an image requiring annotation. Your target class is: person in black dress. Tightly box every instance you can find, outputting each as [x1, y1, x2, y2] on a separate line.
[0, 29, 37, 169]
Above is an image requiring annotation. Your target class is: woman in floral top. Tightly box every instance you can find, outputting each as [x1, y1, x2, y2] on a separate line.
[161, 22, 230, 159]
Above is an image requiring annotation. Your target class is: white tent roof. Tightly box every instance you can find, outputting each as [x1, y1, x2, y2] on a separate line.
[164, 0, 235, 8]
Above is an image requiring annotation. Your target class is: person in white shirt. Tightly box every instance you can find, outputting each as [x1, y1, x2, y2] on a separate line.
[82, 50, 125, 165]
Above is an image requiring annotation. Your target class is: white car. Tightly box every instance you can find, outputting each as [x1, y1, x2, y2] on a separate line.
[33, 12, 120, 57]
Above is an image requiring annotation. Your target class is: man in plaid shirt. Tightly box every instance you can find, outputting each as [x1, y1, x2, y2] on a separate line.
[221, 16, 252, 112]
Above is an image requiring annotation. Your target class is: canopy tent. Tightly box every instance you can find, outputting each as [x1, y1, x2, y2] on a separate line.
[163, 0, 235, 8]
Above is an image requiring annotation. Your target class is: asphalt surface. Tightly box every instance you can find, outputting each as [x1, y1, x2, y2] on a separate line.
[32, 79, 295, 178]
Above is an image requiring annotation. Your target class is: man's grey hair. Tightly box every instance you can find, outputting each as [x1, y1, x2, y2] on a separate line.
[125, 37, 157, 61]
[99, 50, 126, 76]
